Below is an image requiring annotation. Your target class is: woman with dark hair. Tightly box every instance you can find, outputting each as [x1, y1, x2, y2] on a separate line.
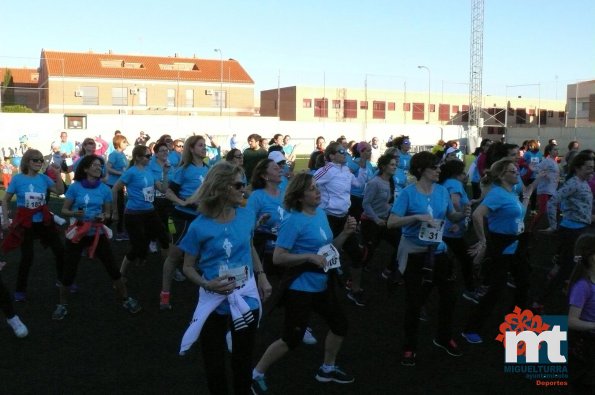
[111, 145, 170, 277]
[1, 149, 65, 302]
[147, 142, 173, 252]
[160, 135, 210, 309]
[567, 234, 595, 393]
[251, 172, 356, 394]
[462, 158, 535, 344]
[52, 155, 141, 320]
[388, 151, 468, 366]
[226, 148, 248, 187]
[106, 134, 130, 240]
[347, 141, 375, 222]
[178, 161, 271, 395]
[71, 138, 98, 173]
[269, 133, 283, 148]
[390, 135, 412, 191]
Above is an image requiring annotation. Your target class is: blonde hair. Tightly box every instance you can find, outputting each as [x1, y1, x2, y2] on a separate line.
[180, 135, 205, 168]
[194, 161, 244, 217]
[20, 149, 44, 174]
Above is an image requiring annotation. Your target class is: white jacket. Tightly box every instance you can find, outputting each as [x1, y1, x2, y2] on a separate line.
[314, 162, 367, 216]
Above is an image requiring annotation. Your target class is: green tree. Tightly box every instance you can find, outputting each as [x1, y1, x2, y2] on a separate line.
[1, 69, 15, 107]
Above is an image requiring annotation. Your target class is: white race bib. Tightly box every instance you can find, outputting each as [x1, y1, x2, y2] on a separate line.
[24, 192, 45, 209]
[418, 219, 445, 242]
[142, 186, 155, 203]
[317, 243, 341, 272]
[219, 264, 249, 288]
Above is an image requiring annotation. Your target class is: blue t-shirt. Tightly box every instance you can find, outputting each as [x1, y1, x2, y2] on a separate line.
[391, 183, 453, 249]
[148, 157, 172, 199]
[282, 144, 294, 156]
[60, 141, 75, 155]
[442, 178, 470, 238]
[246, 188, 286, 234]
[7, 173, 54, 222]
[396, 152, 412, 189]
[348, 159, 376, 198]
[106, 151, 128, 186]
[523, 150, 543, 180]
[170, 163, 209, 215]
[178, 208, 258, 314]
[482, 185, 524, 236]
[206, 146, 222, 165]
[119, 166, 156, 211]
[168, 151, 181, 169]
[276, 208, 334, 292]
[569, 278, 595, 323]
[65, 182, 112, 235]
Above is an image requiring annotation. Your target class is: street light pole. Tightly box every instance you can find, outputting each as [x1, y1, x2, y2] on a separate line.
[418, 65, 431, 124]
[214, 48, 223, 116]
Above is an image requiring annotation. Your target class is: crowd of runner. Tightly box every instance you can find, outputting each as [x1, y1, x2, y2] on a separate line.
[0, 130, 594, 394]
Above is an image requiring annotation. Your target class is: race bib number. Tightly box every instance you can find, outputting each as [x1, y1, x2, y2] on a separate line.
[317, 243, 341, 272]
[218, 264, 249, 288]
[24, 192, 45, 209]
[418, 219, 445, 242]
[142, 186, 155, 203]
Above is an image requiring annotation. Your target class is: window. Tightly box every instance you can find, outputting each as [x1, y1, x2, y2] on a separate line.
[332, 100, 341, 109]
[213, 90, 226, 109]
[81, 86, 98, 105]
[303, 99, 312, 108]
[137, 88, 147, 106]
[547, 110, 554, 118]
[388, 102, 396, 111]
[111, 87, 127, 106]
[429, 104, 435, 112]
[403, 103, 411, 111]
[412, 102, 425, 120]
[539, 110, 547, 125]
[438, 104, 450, 121]
[516, 108, 527, 124]
[462, 105, 469, 112]
[185, 89, 194, 107]
[372, 101, 386, 119]
[314, 98, 328, 117]
[452, 105, 459, 113]
[360, 101, 368, 110]
[558, 111, 565, 118]
[64, 114, 87, 129]
[343, 100, 357, 118]
[167, 89, 176, 107]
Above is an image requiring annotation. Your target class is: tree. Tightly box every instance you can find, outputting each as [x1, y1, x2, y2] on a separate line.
[1, 69, 15, 107]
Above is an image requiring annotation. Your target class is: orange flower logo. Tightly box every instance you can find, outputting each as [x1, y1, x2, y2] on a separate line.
[495, 306, 550, 356]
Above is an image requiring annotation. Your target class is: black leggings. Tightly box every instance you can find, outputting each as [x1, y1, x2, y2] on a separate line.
[200, 309, 259, 395]
[0, 274, 15, 318]
[62, 235, 121, 287]
[326, 214, 363, 268]
[360, 218, 400, 269]
[108, 187, 125, 233]
[124, 210, 169, 261]
[16, 222, 64, 292]
[444, 237, 475, 291]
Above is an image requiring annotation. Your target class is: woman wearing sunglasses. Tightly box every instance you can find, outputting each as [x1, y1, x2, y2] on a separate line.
[111, 145, 170, 277]
[388, 151, 469, 366]
[1, 149, 65, 302]
[178, 161, 271, 395]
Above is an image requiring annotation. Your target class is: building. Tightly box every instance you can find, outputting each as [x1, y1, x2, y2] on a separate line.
[566, 80, 595, 128]
[260, 85, 569, 137]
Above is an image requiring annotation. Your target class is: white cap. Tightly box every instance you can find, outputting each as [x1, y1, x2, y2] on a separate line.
[268, 151, 286, 164]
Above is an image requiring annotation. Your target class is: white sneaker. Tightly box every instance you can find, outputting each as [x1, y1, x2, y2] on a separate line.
[226, 330, 233, 353]
[173, 269, 186, 282]
[149, 241, 158, 253]
[302, 327, 317, 345]
[7, 315, 28, 338]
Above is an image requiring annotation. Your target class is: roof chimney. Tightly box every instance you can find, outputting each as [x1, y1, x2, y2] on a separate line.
[108, 49, 112, 54]
[174, 53, 179, 58]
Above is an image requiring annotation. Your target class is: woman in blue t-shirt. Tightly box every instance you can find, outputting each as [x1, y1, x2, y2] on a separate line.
[347, 141, 375, 222]
[177, 161, 271, 395]
[463, 158, 535, 344]
[52, 155, 141, 320]
[252, 173, 357, 393]
[106, 134, 129, 239]
[148, 142, 173, 240]
[111, 145, 170, 277]
[1, 149, 65, 302]
[387, 151, 468, 366]
[388, 135, 412, 190]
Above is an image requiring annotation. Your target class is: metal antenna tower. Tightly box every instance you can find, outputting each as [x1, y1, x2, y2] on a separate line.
[469, 0, 484, 138]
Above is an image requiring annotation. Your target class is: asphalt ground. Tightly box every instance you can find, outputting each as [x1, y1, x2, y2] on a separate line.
[0, 196, 571, 395]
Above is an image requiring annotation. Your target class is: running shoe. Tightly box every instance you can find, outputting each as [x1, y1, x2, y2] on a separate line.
[55, 281, 80, 294]
[418, 307, 429, 322]
[173, 269, 187, 282]
[7, 315, 28, 338]
[251, 376, 270, 394]
[226, 330, 233, 353]
[302, 327, 317, 345]
[159, 291, 171, 310]
[13, 291, 26, 302]
[115, 232, 130, 241]
[315, 366, 355, 384]
[344, 279, 352, 291]
[506, 272, 516, 289]
[122, 297, 142, 314]
[462, 289, 481, 304]
[347, 290, 366, 307]
[52, 304, 68, 320]
[149, 241, 158, 253]
[461, 332, 483, 344]
[433, 338, 463, 357]
[380, 268, 392, 280]
[401, 351, 416, 367]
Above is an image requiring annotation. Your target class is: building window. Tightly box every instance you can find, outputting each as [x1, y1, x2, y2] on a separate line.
[438, 104, 450, 121]
[403, 103, 411, 111]
[558, 111, 565, 118]
[303, 98, 312, 108]
[452, 105, 459, 113]
[412, 102, 425, 120]
[547, 110, 554, 118]
[372, 101, 386, 119]
[64, 114, 87, 129]
[360, 101, 368, 110]
[112, 87, 127, 106]
[314, 98, 328, 118]
[429, 104, 435, 112]
[185, 89, 194, 107]
[388, 102, 396, 111]
[137, 88, 147, 106]
[516, 108, 527, 124]
[332, 100, 341, 109]
[344, 100, 357, 118]
[81, 86, 98, 105]
[167, 89, 176, 107]
[213, 90, 226, 109]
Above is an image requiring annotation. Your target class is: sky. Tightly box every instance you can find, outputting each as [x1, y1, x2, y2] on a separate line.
[1, 0, 593, 100]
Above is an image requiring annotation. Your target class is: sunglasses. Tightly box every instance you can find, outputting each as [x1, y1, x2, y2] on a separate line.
[428, 165, 439, 170]
[335, 148, 347, 155]
[232, 181, 246, 190]
[30, 158, 44, 163]
[143, 154, 152, 159]
[233, 155, 243, 159]
[175, 145, 184, 148]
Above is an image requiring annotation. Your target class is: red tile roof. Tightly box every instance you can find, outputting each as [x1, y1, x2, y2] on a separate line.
[0, 67, 39, 86]
[40, 50, 254, 84]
